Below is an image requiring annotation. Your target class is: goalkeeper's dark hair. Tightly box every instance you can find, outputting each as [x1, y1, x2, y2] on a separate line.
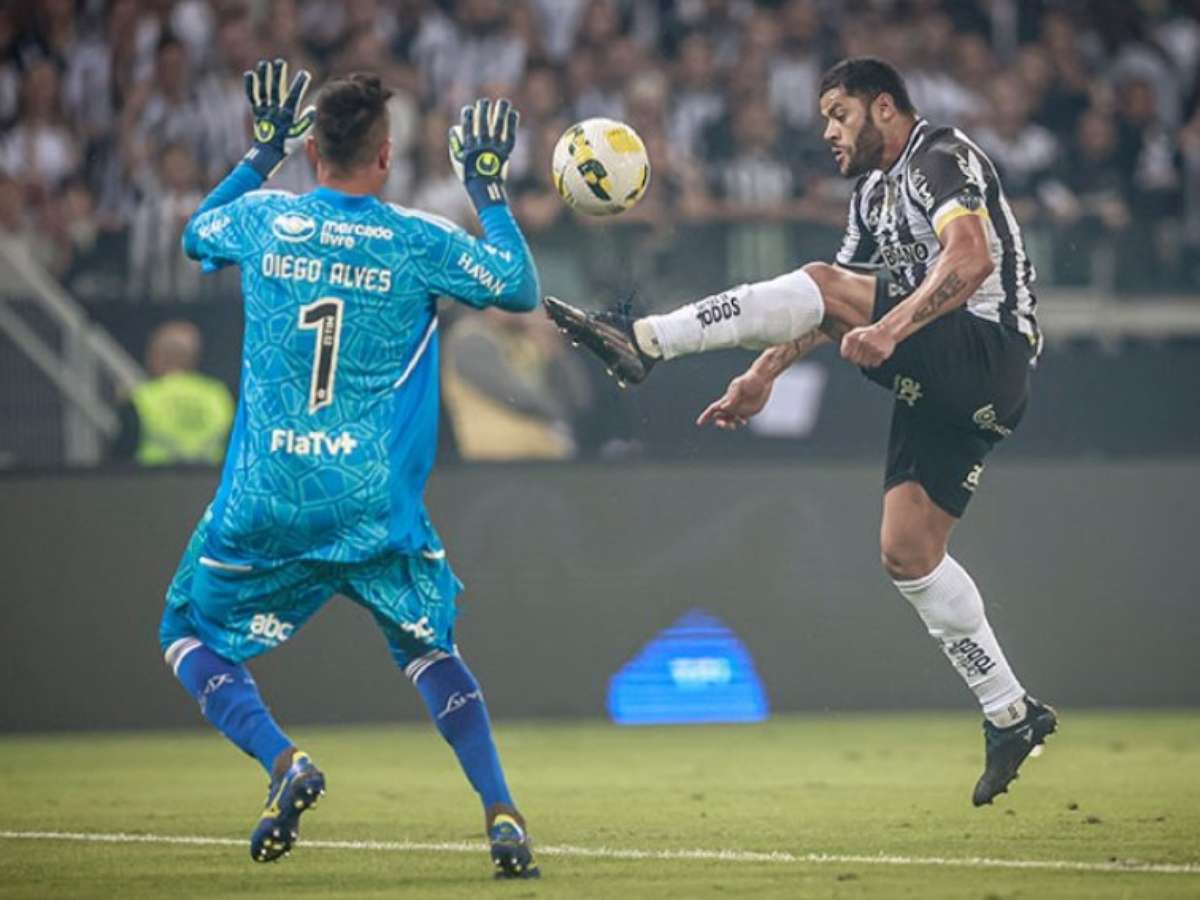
[818, 57, 915, 116]
[314, 73, 393, 173]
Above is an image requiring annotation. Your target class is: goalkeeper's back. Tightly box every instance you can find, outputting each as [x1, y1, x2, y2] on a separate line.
[181, 73, 539, 566]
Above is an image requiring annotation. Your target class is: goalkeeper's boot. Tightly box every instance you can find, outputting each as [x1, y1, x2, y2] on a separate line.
[250, 749, 326, 862]
[488, 811, 540, 879]
[543, 295, 656, 387]
[972, 697, 1058, 807]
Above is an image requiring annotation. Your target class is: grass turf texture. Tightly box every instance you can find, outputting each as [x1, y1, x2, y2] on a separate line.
[1, 713, 1197, 899]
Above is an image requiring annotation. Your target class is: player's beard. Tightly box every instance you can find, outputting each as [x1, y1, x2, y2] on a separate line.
[844, 115, 885, 177]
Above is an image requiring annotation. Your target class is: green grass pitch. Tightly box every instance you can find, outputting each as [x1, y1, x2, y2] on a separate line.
[1, 712, 1198, 899]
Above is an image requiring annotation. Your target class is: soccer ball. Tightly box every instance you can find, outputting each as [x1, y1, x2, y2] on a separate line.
[552, 118, 650, 216]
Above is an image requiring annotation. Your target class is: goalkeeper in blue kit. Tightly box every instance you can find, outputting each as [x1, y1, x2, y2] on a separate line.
[158, 59, 541, 878]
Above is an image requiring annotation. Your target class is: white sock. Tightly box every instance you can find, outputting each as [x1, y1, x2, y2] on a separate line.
[893, 555, 1027, 726]
[634, 268, 825, 360]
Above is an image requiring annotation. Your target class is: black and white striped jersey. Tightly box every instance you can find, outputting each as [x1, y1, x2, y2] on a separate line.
[835, 119, 1041, 354]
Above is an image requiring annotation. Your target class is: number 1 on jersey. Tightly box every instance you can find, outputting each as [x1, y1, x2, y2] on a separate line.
[299, 298, 344, 413]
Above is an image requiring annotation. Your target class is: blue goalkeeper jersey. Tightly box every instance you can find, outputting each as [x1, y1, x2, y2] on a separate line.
[182, 165, 539, 565]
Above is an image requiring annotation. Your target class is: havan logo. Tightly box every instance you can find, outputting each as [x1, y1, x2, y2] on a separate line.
[457, 252, 506, 296]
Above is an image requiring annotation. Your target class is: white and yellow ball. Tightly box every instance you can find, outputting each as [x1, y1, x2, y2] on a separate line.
[551, 118, 650, 216]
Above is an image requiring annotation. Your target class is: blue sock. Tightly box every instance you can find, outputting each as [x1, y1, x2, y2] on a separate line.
[174, 642, 293, 775]
[414, 656, 513, 810]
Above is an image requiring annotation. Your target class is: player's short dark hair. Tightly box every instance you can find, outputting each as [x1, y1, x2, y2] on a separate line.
[314, 73, 393, 174]
[818, 57, 915, 116]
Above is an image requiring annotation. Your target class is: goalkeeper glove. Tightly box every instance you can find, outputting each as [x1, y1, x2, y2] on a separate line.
[242, 58, 316, 179]
[448, 97, 519, 211]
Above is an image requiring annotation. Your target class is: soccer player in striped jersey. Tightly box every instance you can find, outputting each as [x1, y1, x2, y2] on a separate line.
[545, 57, 1056, 807]
[159, 60, 540, 876]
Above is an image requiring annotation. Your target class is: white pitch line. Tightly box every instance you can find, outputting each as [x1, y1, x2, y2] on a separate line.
[1, 830, 1198, 876]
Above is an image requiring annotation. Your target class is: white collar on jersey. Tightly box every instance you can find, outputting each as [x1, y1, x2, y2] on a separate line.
[886, 118, 930, 178]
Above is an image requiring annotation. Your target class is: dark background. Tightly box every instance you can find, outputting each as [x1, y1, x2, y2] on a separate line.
[3, 459, 1196, 732]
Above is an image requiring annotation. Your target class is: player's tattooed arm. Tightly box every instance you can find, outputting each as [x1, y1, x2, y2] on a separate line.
[878, 214, 993, 342]
[840, 216, 992, 368]
[910, 271, 967, 324]
[697, 329, 829, 430]
[753, 329, 831, 380]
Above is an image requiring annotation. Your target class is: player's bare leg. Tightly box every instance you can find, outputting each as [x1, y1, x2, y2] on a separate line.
[882, 482, 1057, 805]
[879, 481, 956, 580]
[545, 262, 875, 386]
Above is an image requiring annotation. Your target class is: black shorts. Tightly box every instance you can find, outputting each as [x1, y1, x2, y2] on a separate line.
[864, 272, 1036, 518]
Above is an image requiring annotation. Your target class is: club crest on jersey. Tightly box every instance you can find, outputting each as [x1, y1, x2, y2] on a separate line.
[957, 191, 984, 211]
[271, 213, 317, 243]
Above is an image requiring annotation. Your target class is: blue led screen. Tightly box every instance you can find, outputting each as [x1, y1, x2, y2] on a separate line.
[607, 609, 769, 725]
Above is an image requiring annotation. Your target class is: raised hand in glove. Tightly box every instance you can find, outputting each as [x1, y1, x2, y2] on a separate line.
[448, 98, 519, 211]
[243, 58, 316, 179]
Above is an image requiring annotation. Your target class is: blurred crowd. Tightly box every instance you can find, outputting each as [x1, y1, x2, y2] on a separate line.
[2, 0, 1200, 303]
[2, 0, 1200, 463]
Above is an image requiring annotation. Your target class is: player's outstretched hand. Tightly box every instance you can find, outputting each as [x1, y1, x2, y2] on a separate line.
[242, 58, 316, 179]
[696, 371, 773, 431]
[449, 98, 520, 209]
[840, 323, 896, 368]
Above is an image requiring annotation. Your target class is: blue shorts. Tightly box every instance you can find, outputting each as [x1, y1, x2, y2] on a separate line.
[159, 509, 464, 672]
